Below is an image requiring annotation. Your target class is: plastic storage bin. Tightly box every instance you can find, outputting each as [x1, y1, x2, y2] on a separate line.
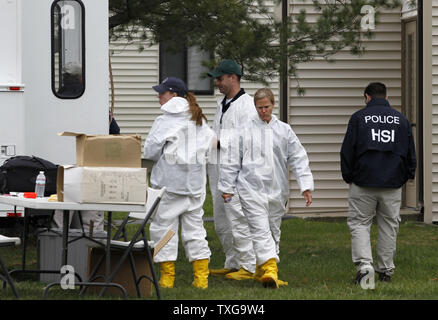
[37, 228, 107, 283]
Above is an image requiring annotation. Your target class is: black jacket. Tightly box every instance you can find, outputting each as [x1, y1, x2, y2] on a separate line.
[109, 118, 120, 134]
[340, 98, 416, 188]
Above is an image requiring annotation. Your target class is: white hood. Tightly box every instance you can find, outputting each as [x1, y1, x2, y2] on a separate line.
[144, 98, 216, 196]
[161, 97, 189, 114]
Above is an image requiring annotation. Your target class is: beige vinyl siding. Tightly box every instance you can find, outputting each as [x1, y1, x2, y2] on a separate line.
[287, 1, 402, 213]
[427, 0, 438, 222]
[109, 39, 160, 137]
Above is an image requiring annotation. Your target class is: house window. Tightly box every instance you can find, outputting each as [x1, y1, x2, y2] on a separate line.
[160, 43, 213, 95]
[51, 0, 85, 99]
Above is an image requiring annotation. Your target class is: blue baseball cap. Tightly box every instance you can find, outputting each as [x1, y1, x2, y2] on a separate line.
[153, 77, 188, 97]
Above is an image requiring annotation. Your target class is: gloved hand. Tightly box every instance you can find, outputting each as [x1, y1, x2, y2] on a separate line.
[302, 190, 312, 207]
[222, 193, 233, 203]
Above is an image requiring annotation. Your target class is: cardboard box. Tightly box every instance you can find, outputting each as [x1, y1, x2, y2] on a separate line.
[57, 166, 147, 204]
[87, 230, 175, 298]
[58, 132, 142, 168]
[87, 248, 153, 298]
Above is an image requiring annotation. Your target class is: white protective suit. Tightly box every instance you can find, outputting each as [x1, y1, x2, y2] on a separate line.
[207, 91, 257, 273]
[144, 97, 215, 263]
[218, 114, 314, 263]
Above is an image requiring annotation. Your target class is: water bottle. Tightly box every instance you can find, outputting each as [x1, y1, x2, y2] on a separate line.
[35, 171, 46, 198]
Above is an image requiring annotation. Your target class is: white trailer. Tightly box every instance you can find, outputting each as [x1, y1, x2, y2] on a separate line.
[0, 0, 109, 219]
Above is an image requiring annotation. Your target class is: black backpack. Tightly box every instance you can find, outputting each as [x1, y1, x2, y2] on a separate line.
[0, 156, 58, 196]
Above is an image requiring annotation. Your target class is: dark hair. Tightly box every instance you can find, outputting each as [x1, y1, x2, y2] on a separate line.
[364, 82, 387, 99]
[185, 92, 208, 126]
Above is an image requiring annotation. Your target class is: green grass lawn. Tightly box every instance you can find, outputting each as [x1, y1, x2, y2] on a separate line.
[0, 214, 437, 300]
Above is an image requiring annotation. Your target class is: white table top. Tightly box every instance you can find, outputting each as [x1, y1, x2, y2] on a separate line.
[0, 195, 146, 212]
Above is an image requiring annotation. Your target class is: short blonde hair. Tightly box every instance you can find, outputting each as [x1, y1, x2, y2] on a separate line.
[254, 88, 275, 105]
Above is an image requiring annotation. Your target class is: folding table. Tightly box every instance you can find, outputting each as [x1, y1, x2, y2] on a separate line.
[0, 195, 147, 298]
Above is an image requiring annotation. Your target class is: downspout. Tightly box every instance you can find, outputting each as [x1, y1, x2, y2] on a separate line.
[417, 0, 424, 217]
[280, 0, 288, 123]
[421, 0, 434, 223]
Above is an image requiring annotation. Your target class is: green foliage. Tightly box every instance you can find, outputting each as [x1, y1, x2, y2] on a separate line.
[109, 1, 406, 86]
[109, 1, 407, 86]
[1, 219, 437, 300]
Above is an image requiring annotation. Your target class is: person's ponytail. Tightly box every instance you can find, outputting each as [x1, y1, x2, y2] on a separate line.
[185, 92, 207, 126]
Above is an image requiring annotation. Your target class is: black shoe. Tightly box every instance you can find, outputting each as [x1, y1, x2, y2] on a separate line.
[353, 270, 370, 285]
[376, 272, 391, 282]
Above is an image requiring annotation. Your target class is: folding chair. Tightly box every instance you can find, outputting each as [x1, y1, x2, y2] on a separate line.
[84, 186, 166, 299]
[0, 234, 21, 298]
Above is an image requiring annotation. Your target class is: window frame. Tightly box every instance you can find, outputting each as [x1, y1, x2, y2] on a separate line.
[159, 43, 214, 96]
[50, 0, 86, 99]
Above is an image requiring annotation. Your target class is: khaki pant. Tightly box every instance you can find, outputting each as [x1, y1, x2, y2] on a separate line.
[347, 183, 401, 276]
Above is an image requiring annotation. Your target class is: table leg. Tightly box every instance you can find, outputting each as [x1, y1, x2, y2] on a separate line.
[98, 211, 112, 298]
[62, 210, 70, 266]
[106, 211, 112, 281]
[21, 208, 30, 270]
[10, 208, 68, 282]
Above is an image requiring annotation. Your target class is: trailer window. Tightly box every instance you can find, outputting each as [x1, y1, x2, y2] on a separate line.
[160, 42, 213, 95]
[51, 0, 85, 99]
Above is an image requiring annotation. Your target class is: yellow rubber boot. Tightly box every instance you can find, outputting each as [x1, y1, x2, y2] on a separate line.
[278, 279, 289, 286]
[253, 265, 263, 282]
[210, 268, 235, 276]
[260, 258, 279, 289]
[159, 261, 175, 288]
[192, 259, 209, 289]
[225, 268, 253, 280]
[255, 264, 288, 286]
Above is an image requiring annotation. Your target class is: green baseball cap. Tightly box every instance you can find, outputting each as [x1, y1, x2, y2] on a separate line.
[207, 59, 242, 78]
